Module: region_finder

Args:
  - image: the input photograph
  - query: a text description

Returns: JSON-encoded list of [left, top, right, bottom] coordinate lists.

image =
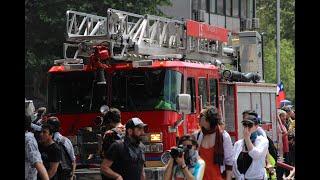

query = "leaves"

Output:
[[25, 0, 171, 100], [258, 0, 295, 102]]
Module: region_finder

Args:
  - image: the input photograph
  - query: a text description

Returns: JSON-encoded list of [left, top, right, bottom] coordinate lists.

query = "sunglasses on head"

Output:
[[242, 122, 253, 128]]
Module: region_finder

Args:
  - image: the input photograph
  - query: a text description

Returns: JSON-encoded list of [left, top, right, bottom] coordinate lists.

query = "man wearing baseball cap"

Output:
[[101, 117, 147, 180]]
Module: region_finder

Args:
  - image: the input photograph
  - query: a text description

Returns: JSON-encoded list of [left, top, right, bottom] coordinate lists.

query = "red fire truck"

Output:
[[46, 9, 279, 179]]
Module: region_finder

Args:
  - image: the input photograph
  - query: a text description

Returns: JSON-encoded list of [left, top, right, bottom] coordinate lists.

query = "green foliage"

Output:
[[257, 0, 295, 102], [264, 39, 295, 101], [25, 0, 171, 100], [25, 0, 171, 69]]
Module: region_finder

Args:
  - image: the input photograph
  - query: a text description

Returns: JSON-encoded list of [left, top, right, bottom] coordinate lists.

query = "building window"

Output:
[[226, 0, 232, 16], [209, 79, 218, 106], [198, 78, 208, 108], [210, 0, 216, 13], [200, 0, 207, 10], [232, 0, 239, 17], [187, 77, 196, 113], [217, 0, 224, 15], [240, 0, 247, 18], [192, 0, 198, 10]]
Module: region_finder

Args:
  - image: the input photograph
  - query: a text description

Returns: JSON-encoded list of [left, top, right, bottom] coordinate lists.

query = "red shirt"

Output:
[[199, 146, 223, 180], [281, 124, 289, 153]]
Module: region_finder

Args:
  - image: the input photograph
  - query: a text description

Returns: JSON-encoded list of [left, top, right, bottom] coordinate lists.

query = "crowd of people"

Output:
[[25, 107, 76, 180], [25, 104, 295, 180], [277, 106, 295, 180]]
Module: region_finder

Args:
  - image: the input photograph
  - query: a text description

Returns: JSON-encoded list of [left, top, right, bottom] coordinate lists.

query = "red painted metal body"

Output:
[[186, 20, 229, 42], [48, 60, 221, 164]]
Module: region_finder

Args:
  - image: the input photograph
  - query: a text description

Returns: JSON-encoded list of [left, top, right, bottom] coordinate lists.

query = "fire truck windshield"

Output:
[[112, 69, 183, 112], [48, 71, 108, 114]]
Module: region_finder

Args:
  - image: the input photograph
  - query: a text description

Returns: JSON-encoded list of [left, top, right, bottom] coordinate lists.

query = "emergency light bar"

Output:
[[132, 60, 153, 68]]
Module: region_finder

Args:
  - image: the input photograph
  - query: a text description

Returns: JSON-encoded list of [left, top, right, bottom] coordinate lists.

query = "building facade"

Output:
[[159, 0, 258, 35]]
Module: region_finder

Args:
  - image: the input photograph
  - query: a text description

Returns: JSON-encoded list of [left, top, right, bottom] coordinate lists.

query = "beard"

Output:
[[129, 134, 142, 146]]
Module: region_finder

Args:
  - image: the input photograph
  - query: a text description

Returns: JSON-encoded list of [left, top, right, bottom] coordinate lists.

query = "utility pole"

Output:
[[276, 0, 281, 84], [261, 32, 265, 80]]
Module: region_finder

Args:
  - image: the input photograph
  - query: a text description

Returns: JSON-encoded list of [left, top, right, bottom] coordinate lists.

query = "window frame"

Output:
[[209, 78, 218, 107], [198, 77, 208, 109], [187, 77, 196, 113], [232, 0, 239, 18], [216, 0, 225, 15]]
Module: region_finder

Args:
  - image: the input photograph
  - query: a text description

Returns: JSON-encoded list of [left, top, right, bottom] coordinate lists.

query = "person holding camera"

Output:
[[232, 115, 269, 180], [164, 135, 205, 180], [193, 106, 233, 180]]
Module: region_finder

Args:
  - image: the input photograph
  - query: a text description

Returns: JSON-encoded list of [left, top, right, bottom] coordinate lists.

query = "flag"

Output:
[[276, 82, 286, 108]]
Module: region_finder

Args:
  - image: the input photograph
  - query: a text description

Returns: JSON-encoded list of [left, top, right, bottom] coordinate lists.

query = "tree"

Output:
[[264, 39, 295, 102], [257, 0, 295, 43], [257, 0, 295, 103], [25, 0, 171, 105]]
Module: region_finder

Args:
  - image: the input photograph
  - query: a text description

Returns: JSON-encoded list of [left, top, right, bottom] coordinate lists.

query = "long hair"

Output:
[[201, 106, 224, 165], [200, 105, 221, 129]]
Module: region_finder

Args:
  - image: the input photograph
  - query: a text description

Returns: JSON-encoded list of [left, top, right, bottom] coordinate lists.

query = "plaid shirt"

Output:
[[25, 132, 42, 180]]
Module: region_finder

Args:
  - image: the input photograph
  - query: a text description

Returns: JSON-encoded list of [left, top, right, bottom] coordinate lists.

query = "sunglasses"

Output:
[[242, 122, 253, 128], [183, 144, 193, 149]]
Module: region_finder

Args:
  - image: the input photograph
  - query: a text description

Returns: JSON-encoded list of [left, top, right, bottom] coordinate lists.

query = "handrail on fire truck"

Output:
[[64, 8, 235, 66]]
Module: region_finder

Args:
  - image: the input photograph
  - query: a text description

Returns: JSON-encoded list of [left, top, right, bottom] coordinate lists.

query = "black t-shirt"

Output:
[[237, 151, 253, 175], [39, 143, 62, 180], [102, 139, 145, 180]]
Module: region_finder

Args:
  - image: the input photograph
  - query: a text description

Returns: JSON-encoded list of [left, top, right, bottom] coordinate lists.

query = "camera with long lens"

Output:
[[170, 145, 185, 159], [170, 144, 194, 165]]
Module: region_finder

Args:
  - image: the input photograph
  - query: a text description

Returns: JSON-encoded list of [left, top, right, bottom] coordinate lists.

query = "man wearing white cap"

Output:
[[101, 117, 148, 180]]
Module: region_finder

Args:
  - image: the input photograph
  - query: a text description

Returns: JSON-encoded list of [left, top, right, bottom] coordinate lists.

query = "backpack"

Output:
[[101, 128, 124, 158], [56, 139, 73, 178], [267, 136, 278, 163]]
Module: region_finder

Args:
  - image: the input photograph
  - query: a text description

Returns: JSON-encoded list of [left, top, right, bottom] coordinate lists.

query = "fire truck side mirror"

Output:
[[100, 105, 109, 115], [177, 94, 191, 115]]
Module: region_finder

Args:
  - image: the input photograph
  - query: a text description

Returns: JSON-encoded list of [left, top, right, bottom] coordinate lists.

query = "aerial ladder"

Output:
[[61, 8, 238, 72]]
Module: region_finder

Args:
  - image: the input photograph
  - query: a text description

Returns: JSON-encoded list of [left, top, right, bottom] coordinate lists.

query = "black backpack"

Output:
[[56, 139, 73, 178], [101, 128, 124, 158]]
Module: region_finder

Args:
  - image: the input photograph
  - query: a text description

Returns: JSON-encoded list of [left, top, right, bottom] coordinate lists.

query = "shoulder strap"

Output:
[[196, 131, 204, 150], [58, 139, 72, 163], [197, 131, 201, 141]]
